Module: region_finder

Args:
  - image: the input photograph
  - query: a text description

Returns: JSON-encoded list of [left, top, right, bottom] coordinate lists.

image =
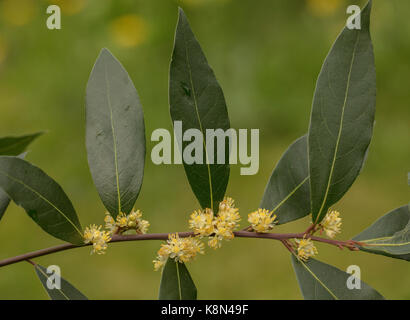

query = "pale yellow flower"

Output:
[[91, 230, 111, 255], [153, 234, 204, 270], [207, 236, 221, 249], [104, 213, 116, 232], [217, 206, 240, 231], [219, 197, 235, 211], [113, 210, 149, 234], [83, 224, 102, 244], [248, 208, 277, 233], [321, 210, 342, 238], [295, 237, 318, 262], [83, 224, 111, 255], [189, 208, 214, 236], [207, 223, 234, 250], [138, 219, 150, 234], [128, 209, 142, 221], [87, 209, 149, 255], [153, 258, 166, 271], [116, 213, 128, 228], [205, 197, 241, 249]]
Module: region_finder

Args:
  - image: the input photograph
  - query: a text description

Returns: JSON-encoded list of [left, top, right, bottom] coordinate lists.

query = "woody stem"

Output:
[[0, 231, 359, 268]]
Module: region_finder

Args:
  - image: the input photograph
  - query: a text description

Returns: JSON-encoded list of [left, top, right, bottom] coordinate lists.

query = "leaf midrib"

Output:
[[293, 254, 339, 300], [314, 32, 361, 223], [175, 261, 182, 300], [104, 62, 122, 215], [364, 241, 410, 247], [0, 167, 82, 237], [273, 176, 309, 213], [182, 28, 214, 210], [35, 265, 70, 300]]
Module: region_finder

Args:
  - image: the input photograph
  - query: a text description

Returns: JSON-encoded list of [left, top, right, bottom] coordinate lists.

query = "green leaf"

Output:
[[0, 132, 43, 156], [0, 153, 28, 222], [0, 188, 10, 222], [291, 255, 384, 300], [170, 8, 230, 211], [0, 152, 26, 220], [0, 133, 43, 221], [159, 258, 197, 300], [0, 156, 83, 244], [0, 152, 26, 222], [353, 205, 410, 261], [86, 48, 145, 218], [260, 135, 310, 225], [34, 264, 88, 300], [308, 0, 375, 224]]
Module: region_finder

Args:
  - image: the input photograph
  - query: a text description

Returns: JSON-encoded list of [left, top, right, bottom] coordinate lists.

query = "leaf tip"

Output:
[[177, 7, 188, 24], [178, 7, 185, 16], [98, 48, 116, 63], [100, 47, 111, 55], [33, 131, 46, 138]]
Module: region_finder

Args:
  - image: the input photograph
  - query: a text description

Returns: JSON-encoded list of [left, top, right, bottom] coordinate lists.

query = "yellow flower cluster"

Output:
[[154, 197, 240, 271], [189, 208, 214, 237], [247, 208, 277, 233], [188, 197, 241, 249], [84, 209, 149, 255], [320, 210, 342, 238], [83, 224, 112, 255], [209, 198, 241, 249], [153, 233, 204, 271], [105, 209, 150, 234], [295, 237, 318, 262]]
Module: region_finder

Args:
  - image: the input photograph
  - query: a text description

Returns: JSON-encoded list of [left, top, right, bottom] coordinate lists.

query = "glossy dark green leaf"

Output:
[[353, 205, 410, 261], [0, 132, 43, 156], [0, 156, 83, 244], [0, 153, 26, 222], [308, 0, 375, 223], [0, 188, 10, 221], [159, 258, 197, 300], [0, 133, 43, 221], [291, 255, 384, 300], [86, 48, 145, 218], [170, 8, 230, 211], [34, 264, 88, 300], [260, 135, 310, 225]]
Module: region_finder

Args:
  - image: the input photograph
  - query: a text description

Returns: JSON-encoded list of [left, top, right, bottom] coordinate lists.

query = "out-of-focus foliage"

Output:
[[0, 0, 409, 299], [34, 263, 88, 300]]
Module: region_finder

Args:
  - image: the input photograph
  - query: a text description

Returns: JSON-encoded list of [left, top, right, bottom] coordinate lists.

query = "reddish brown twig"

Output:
[[0, 231, 361, 268]]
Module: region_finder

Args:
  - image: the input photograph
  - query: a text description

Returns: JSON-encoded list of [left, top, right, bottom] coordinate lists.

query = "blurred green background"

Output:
[[0, 0, 409, 299]]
